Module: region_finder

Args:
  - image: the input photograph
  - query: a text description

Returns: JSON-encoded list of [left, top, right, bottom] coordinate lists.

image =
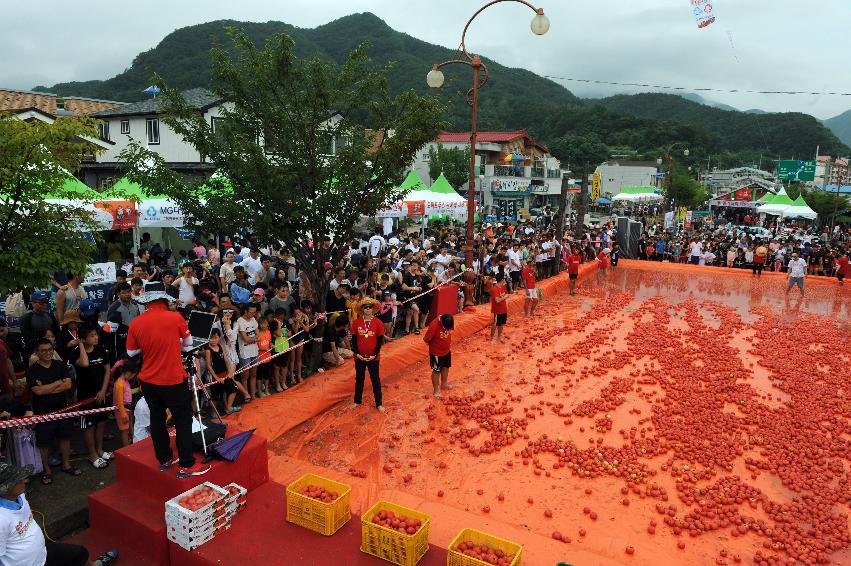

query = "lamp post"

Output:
[[427, 0, 549, 268], [659, 143, 689, 212]]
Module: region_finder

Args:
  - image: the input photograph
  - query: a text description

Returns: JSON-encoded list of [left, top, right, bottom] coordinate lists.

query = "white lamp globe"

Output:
[[530, 13, 550, 35], [426, 69, 445, 88], [683, 149, 690, 157], [656, 158, 663, 166]]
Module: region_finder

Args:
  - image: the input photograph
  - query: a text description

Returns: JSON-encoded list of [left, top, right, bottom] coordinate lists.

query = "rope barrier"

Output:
[[0, 406, 117, 429]]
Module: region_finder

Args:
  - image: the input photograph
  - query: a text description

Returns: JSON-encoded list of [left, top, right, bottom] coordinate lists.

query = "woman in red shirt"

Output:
[[521, 260, 539, 317], [489, 274, 509, 344], [423, 314, 453, 397]]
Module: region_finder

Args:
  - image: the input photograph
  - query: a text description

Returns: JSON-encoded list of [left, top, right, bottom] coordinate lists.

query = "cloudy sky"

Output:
[[2, 0, 850, 119]]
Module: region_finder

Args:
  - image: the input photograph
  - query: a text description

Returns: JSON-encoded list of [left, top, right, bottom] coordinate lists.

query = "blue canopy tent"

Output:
[[595, 197, 612, 205]]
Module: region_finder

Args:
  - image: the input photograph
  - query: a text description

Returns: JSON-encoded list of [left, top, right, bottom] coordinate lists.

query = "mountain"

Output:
[[34, 13, 849, 162], [597, 93, 847, 159], [824, 109, 851, 148], [680, 93, 740, 112]]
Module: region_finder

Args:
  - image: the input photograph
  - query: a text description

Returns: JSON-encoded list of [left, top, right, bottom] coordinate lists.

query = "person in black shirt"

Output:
[[321, 315, 352, 367], [71, 326, 112, 469], [102, 311, 128, 364], [401, 262, 423, 335], [26, 338, 77, 483]]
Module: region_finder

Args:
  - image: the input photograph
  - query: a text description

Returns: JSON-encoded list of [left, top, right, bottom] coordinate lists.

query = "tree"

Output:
[[0, 115, 105, 295], [427, 144, 470, 190], [547, 133, 609, 170], [120, 29, 446, 354], [667, 165, 706, 208]]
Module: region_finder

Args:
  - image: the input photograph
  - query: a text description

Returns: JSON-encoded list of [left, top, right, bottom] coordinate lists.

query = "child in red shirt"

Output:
[[489, 274, 509, 344], [836, 251, 849, 285], [423, 314, 454, 397], [521, 260, 539, 317], [567, 249, 582, 296], [255, 318, 272, 397], [596, 248, 610, 273]]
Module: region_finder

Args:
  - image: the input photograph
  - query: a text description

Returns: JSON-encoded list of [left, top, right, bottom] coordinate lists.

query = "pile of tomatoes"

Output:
[[454, 541, 515, 565], [177, 486, 222, 512], [370, 510, 422, 535], [299, 484, 339, 504]]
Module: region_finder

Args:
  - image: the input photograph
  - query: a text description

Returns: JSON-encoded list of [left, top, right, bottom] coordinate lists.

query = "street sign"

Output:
[[777, 160, 816, 182]]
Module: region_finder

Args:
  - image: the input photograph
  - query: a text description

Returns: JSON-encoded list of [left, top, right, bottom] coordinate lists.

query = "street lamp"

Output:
[[661, 143, 690, 212], [427, 0, 549, 269]]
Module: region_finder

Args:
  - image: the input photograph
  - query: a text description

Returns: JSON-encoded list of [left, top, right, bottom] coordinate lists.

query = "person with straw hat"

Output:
[[350, 301, 386, 413], [0, 462, 119, 565]]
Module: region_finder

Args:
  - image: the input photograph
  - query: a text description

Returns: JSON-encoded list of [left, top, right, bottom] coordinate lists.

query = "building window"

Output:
[[422, 152, 430, 162], [97, 121, 110, 141], [120, 120, 130, 134], [146, 118, 160, 145]]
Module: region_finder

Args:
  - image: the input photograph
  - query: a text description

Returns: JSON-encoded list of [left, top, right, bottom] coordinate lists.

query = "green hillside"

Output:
[[35, 13, 849, 165], [824, 109, 851, 148]]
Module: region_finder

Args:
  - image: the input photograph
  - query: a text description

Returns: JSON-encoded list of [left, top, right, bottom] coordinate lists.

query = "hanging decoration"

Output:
[[691, 0, 716, 29]]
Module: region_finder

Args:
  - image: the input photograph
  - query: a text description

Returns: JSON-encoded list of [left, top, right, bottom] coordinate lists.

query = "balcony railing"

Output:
[[546, 169, 562, 178], [493, 164, 524, 177], [531, 167, 545, 178]]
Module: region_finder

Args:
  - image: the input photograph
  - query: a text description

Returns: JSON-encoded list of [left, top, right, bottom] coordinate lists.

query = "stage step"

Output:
[[67, 528, 166, 566], [88, 483, 169, 566]]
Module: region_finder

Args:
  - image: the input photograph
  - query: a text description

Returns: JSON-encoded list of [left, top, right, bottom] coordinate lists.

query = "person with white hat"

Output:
[[126, 283, 210, 479]]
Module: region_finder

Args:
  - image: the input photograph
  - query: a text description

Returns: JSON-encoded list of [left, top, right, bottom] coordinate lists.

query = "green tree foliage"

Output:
[[666, 164, 706, 208], [0, 116, 104, 295], [427, 143, 470, 190], [547, 133, 610, 169], [120, 29, 446, 312]]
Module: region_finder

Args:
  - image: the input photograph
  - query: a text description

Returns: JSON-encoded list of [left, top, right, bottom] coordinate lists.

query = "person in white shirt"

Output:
[[689, 239, 703, 264], [173, 263, 199, 306], [405, 237, 421, 254], [786, 252, 808, 296], [702, 249, 715, 266], [367, 229, 386, 258], [0, 462, 118, 566], [430, 246, 453, 277], [506, 243, 522, 292], [238, 248, 263, 285], [133, 396, 151, 442]]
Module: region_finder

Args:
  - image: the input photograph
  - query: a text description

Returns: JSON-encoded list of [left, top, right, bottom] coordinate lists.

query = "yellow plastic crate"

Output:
[[361, 500, 431, 566], [447, 528, 522, 566], [285, 473, 351, 536]]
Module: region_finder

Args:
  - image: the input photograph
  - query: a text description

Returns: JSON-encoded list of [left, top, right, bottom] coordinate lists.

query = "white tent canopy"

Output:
[[612, 186, 662, 203], [782, 195, 818, 220]]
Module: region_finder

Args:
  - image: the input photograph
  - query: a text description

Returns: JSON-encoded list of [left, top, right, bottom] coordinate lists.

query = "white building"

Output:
[[594, 161, 660, 196], [86, 88, 226, 188], [411, 130, 565, 221]]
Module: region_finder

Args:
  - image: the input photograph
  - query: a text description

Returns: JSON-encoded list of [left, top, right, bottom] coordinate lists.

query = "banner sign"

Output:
[[684, 210, 693, 229], [591, 172, 601, 201], [709, 199, 757, 208], [83, 282, 113, 313], [407, 201, 425, 216], [777, 160, 816, 182], [488, 178, 531, 193], [138, 199, 185, 228], [691, 0, 716, 29], [376, 201, 405, 218], [664, 211, 674, 229], [94, 200, 137, 230], [84, 262, 117, 284]]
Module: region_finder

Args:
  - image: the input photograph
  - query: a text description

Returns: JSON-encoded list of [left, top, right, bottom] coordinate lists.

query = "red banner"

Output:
[[406, 201, 425, 216], [95, 200, 137, 230]]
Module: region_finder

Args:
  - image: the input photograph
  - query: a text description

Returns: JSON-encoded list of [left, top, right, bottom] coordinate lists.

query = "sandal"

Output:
[[413, 328, 421, 335], [243, 397, 252, 404], [89, 457, 108, 469], [41, 473, 53, 485], [61, 466, 82, 476]]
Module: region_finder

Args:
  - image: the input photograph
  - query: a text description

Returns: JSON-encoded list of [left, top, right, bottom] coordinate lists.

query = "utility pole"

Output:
[[554, 171, 570, 242], [575, 162, 589, 240]]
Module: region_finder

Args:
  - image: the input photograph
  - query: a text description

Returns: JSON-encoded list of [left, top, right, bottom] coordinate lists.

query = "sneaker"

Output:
[[349, 402, 361, 409], [225, 406, 243, 415], [376, 405, 387, 414], [95, 549, 119, 566], [159, 457, 179, 472], [176, 462, 211, 479]]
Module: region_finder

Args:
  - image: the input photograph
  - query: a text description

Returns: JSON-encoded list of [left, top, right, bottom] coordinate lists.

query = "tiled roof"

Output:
[[605, 160, 659, 168], [63, 98, 124, 116], [91, 88, 222, 117], [438, 129, 529, 144], [0, 88, 57, 115]]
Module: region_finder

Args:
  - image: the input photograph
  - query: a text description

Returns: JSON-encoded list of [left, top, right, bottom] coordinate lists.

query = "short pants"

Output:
[[35, 419, 75, 447], [429, 353, 452, 372], [526, 288, 537, 299], [569, 273, 578, 280], [238, 356, 258, 370], [493, 313, 507, 327], [788, 276, 804, 289]]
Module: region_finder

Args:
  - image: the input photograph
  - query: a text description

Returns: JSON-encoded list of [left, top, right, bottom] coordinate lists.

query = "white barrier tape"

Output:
[[0, 406, 117, 429]]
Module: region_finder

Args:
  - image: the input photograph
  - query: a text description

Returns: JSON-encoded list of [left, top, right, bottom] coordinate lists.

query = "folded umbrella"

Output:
[[212, 429, 255, 462]]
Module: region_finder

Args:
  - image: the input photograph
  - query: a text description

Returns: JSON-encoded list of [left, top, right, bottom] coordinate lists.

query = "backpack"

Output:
[[4, 292, 25, 319]]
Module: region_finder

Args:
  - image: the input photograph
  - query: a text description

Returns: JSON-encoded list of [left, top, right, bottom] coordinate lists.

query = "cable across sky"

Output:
[[542, 75, 851, 97]]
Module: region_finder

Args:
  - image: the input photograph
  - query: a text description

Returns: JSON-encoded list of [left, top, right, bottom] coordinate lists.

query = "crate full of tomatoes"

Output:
[[361, 500, 430, 566], [165, 483, 232, 551], [223, 483, 248, 516], [447, 528, 521, 566], [286, 473, 352, 536]]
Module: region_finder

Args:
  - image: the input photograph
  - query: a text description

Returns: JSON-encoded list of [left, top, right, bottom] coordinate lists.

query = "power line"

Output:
[[542, 75, 851, 97]]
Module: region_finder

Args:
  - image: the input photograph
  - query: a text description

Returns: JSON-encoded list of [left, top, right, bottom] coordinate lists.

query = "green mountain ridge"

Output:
[[824, 109, 851, 148], [34, 13, 849, 165]]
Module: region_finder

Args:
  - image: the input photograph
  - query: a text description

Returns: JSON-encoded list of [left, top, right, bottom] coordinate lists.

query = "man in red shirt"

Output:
[[567, 248, 583, 296], [350, 302, 386, 413], [423, 314, 453, 397], [836, 249, 849, 285], [489, 274, 508, 344], [521, 260, 539, 317], [127, 283, 210, 478]]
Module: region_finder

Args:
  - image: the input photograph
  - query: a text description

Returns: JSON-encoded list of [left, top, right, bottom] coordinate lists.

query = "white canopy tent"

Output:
[[782, 195, 818, 220]]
